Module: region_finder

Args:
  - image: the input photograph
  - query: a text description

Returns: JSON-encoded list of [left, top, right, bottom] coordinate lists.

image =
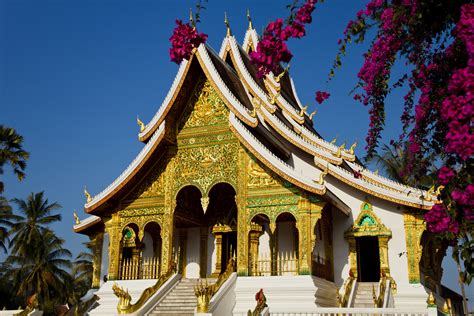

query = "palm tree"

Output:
[[372, 141, 434, 189], [9, 230, 72, 306], [10, 192, 61, 257], [74, 242, 94, 285], [0, 125, 29, 193], [0, 196, 20, 253]]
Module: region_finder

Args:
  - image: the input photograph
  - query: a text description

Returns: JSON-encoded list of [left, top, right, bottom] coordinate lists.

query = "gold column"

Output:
[[403, 210, 425, 283], [297, 198, 324, 275], [200, 227, 208, 278], [348, 238, 358, 279], [91, 231, 104, 288], [248, 223, 263, 276], [105, 214, 121, 280], [211, 233, 223, 277], [379, 236, 391, 277]]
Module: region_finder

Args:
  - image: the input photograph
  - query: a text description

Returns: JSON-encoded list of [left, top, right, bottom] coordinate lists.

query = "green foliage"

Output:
[[0, 125, 29, 193]]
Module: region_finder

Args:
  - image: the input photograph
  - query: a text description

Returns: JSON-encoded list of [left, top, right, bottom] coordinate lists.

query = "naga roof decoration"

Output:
[[80, 22, 435, 226]]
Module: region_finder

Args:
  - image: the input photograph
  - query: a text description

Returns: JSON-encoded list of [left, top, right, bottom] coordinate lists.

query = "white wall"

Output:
[[312, 220, 325, 261], [185, 227, 201, 278], [327, 176, 410, 286], [258, 223, 271, 258], [207, 229, 216, 276], [100, 232, 109, 286]]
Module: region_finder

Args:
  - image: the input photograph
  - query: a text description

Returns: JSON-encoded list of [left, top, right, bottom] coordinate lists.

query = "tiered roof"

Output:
[[74, 22, 435, 233]]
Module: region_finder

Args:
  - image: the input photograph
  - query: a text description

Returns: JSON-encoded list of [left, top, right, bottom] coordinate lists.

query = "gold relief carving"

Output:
[[248, 159, 279, 188], [173, 142, 239, 194], [237, 147, 249, 276], [129, 164, 166, 199], [180, 79, 229, 129], [105, 214, 121, 280], [403, 210, 426, 283]]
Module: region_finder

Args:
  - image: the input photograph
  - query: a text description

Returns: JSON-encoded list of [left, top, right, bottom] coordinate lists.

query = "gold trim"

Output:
[[139, 54, 195, 142], [313, 159, 432, 210], [229, 123, 326, 196], [195, 50, 258, 129], [113, 261, 177, 314]]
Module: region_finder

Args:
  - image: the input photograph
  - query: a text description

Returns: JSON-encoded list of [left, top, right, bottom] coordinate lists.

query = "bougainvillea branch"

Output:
[[169, 19, 208, 64]]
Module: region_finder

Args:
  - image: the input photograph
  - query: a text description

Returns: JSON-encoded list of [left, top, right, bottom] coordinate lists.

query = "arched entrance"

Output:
[[248, 212, 299, 276], [172, 183, 237, 279], [119, 224, 141, 280], [275, 212, 298, 275], [344, 201, 392, 282], [142, 222, 162, 279]]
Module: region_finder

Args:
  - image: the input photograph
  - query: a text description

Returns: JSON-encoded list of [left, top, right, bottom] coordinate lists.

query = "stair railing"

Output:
[[336, 275, 356, 307], [112, 260, 177, 314], [195, 257, 236, 313]]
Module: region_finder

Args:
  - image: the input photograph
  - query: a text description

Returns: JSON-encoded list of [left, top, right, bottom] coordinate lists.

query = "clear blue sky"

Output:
[[1, 0, 471, 306]]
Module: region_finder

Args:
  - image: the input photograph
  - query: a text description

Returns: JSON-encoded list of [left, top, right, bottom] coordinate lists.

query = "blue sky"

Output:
[[1, 0, 471, 306]]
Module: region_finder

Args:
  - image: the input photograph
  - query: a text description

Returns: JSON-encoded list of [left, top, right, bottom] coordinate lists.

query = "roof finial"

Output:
[[299, 104, 308, 117], [224, 12, 232, 37], [349, 141, 357, 155], [84, 186, 92, 203], [189, 8, 196, 29], [247, 9, 253, 30], [309, 110, 317, 121], [73, 210, 80, 225], [137, 115, 145, 133]]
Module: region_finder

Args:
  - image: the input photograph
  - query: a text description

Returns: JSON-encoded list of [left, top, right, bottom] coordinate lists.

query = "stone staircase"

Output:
[[148, 278, 199, 315], [352, 282, 378, 308], [233, 275, 338, 315]]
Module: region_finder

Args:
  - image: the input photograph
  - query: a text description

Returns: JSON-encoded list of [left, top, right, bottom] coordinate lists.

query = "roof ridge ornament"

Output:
[[309, 110, 317, 121], [335, 142, 345, 158], [314, 164, 329, 185], [349, 141, 357, 155], [190, 8, 196, 29], [73, 210, 80, 225], [274, 64, 290, 83], [137, 115, 145, 133], [84, 186, 92, 203], [224, 12, 232, 37], [330, 136, 338, 145], [299, 104, 308, 117], [247, 9, 253, 30]]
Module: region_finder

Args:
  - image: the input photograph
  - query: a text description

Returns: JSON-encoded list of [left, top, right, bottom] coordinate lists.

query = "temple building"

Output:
[[74, 18, 463, 316]]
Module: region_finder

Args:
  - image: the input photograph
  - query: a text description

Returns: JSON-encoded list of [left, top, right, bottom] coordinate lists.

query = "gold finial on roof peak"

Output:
[[137, 115, 145, 133], [84, 186, 92, 203], [247, 9, 253, 30], [224, 12, 232, 37], [73, 210, 80, 225], [189, 8, 196, 29]]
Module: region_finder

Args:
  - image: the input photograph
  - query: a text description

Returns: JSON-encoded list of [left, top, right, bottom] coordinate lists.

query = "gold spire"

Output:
[[349, 141, 357, 155], [309, 110, 317, 121], [84, 186, 92, 203], [224, 12, 232, 37], [189, 8, 196, 29], [73, 210, 80, 225], [247, 9, 253, 30], [299, 104, 308, 117], [136, 115, 145, 133]]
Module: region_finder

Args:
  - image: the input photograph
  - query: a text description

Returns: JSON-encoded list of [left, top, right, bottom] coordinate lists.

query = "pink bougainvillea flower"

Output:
[[437, 166, 456, 185], [169, 20, 208, 64], [315, 91, 330, 104]]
